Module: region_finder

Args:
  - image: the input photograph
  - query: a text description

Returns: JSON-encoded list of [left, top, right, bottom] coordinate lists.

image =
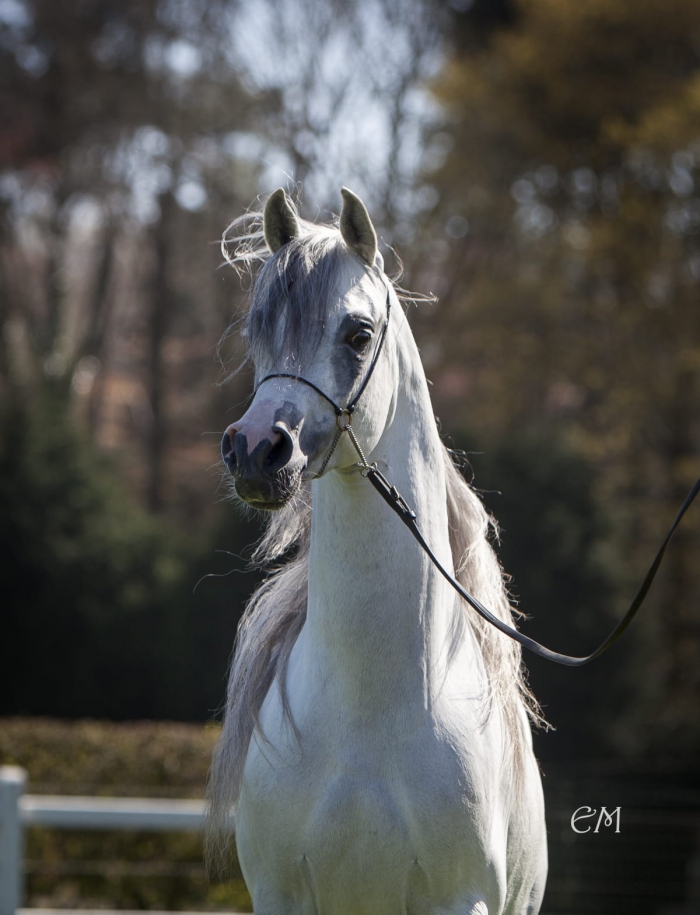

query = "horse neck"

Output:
[[305, 319, 464, 714]]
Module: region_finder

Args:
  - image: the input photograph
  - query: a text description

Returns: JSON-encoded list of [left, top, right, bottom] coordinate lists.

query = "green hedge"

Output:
[[0, 718, 251, 911]]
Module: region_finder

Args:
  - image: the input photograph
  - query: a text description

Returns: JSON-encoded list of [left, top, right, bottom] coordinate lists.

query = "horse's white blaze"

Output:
[[212, 193, 547, 914]]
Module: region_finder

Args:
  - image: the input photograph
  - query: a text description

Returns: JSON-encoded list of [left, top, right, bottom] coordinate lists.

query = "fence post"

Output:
[[0, 766, 26, 915]]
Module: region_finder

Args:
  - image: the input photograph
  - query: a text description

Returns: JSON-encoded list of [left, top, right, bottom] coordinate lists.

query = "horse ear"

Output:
[[340, 187, 378, 266], [263, 188, 301, 253]]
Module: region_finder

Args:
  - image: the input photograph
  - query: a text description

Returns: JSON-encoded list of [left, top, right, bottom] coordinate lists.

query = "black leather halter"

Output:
[[254, 287, 392, 420], [248, 280, 700, 667], [253, 285, 392, 476]]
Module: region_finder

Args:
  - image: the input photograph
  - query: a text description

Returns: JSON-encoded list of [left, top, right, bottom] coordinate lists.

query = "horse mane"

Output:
[[206, 200, 544, 874]]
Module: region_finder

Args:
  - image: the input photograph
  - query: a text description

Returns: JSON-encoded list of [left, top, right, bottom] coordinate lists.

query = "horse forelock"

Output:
[[220, 206, 369, 377], [247, 231, 356, 369]]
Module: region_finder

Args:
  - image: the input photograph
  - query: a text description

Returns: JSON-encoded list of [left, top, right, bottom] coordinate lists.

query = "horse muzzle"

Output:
[[221, 417, 305, 509]]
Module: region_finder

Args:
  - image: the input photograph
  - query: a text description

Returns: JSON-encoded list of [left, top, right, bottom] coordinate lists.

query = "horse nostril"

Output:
[[221, 421, 295, 478], [221, 428, 236, 470], [265, 425, 294, 473]]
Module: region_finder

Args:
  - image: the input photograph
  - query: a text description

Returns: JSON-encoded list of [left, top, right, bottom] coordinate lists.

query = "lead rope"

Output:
[[338, 411, 700, 667], [249, 276, 700, 666]]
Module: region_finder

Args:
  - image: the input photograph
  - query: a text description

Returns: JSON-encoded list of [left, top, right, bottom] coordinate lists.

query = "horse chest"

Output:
[[236, 683, 502, 913]]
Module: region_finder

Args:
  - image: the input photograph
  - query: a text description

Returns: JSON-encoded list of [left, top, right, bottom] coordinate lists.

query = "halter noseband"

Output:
[[253, 284, 392, 476]]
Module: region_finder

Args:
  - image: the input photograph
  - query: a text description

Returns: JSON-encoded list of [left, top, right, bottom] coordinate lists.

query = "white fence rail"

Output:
[[0, 766, 211, 915]]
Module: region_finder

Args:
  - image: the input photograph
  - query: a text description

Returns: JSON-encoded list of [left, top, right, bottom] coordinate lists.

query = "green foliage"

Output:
[[0, 718, 216, 794], [419, 0, 700, 757], [0, 385, 261, 722], [0, 718, 251, 911], [0, 386, 183, 718]]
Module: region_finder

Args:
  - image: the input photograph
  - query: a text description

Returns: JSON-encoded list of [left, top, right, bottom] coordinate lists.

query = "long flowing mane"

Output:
[[206, 201, 544, 871]]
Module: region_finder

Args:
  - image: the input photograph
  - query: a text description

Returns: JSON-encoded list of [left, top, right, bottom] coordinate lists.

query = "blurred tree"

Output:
[[0, 0, 265, 518], [416, 0, 700, 756], [0, 386, 180, 718], [224, 0, 447, 244], [0, 385, 263, 720], [0, 0, 446, 519], [0, 0, 451, 720]]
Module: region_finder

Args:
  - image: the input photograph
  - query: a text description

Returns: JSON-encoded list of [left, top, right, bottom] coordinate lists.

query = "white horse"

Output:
[[208, 187, 548, 915]]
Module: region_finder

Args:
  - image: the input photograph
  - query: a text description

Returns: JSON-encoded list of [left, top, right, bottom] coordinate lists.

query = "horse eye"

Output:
[[347, 328, 372, 351]]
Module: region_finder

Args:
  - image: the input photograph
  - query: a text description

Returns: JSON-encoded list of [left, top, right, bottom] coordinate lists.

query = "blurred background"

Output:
[[1, 0, 699, 911]]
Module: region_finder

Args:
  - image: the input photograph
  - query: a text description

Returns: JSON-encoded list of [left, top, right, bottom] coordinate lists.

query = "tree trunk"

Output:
[[146, 193, 174, 513]]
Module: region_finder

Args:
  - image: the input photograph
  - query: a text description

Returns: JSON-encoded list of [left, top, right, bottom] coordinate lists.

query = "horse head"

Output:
[[222, 187, 394, 509]]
